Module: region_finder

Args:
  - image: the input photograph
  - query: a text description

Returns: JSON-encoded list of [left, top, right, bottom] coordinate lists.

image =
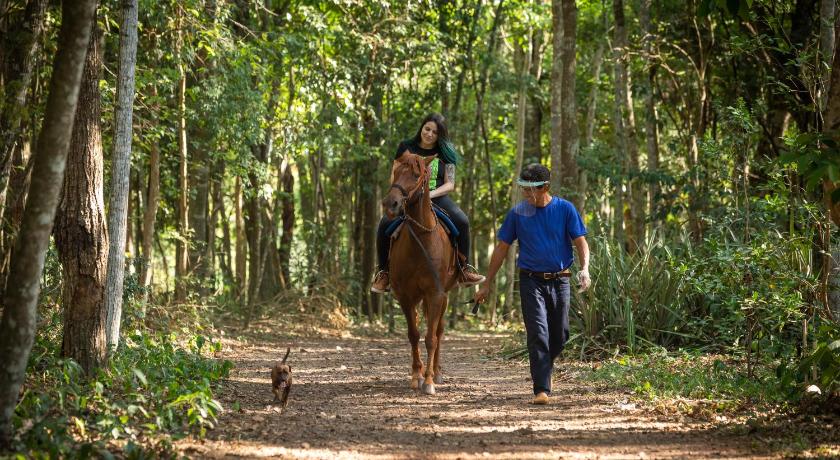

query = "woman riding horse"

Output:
[[371, 113, 485, 293]]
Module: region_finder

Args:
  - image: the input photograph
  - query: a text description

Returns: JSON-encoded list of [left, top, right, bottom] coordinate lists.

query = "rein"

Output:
[[389, 157, 444, 294]]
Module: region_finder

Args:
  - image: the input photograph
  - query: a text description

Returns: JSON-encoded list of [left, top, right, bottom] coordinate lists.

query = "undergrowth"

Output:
[[6, 305, 232, 458]]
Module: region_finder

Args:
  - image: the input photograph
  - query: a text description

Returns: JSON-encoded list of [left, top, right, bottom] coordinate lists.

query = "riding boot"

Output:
[[371, 270, 390, 293], [457, 252, 485, 287]]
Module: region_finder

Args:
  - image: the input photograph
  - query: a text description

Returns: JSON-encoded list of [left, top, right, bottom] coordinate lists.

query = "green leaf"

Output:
[[132, 368, 148, 386]]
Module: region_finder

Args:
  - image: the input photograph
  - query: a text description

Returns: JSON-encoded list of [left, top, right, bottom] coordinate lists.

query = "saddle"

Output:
[[385, 205, 458, 246]]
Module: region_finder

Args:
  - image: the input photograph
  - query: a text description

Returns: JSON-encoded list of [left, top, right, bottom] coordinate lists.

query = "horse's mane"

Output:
[[398, 152, 425, 178]]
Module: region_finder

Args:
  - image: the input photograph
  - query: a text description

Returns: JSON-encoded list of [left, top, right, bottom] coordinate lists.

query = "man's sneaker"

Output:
[[370, 271, 390, 293], [458, 264, 486, 287], [531, 392, 549, 405]]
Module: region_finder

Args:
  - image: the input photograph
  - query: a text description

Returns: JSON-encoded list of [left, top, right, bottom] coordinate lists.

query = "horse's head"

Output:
[[382, 153, 436, 219]]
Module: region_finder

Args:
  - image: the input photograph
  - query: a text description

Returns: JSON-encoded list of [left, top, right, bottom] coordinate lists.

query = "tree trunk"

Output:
[[612, 0, 641, 252], [189, 146, 209, 294], [820, 16, 840, 318], [235, 175, 247, 296], [640, 0, 660, 224], [821, 0, 836, 108], [0, 1, 97, 444], [55, 26, 108, 374], [0, 138, 33, 295], [503, 33, 533, 315], [524, 29, 544, 164], [580, 42, 605, 213], [279, 161, 294, 287], [104, 0, 138, 349], [560, 0, 579, 206], [175, 5, 189, 302], [0, 0, 48, 227], [140, 138, 160, 292]]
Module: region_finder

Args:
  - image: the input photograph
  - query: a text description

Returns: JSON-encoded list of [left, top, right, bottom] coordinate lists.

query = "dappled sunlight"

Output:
[[177, 332, 779, 459]]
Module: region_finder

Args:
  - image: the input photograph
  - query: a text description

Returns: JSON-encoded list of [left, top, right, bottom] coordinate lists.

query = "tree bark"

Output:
[[55, 27, 109, 374], [175, 5, 189, 302], [640, 0, 660, 223], [0, 0, 48, 227], [821, 0, 836, 108], [820, 16, 840, 318], [503, 33, 532, 315], [580, 41, 605, 214], [612, 0, 642, 252], [0, 1, 97, 443], [140, 138, 160, 292], [235, 175, 247, 297], [279, 161, 294, 287], [104, 0, 138, 349], [524, 29, 544, 164], [560, 0, 579, 206]]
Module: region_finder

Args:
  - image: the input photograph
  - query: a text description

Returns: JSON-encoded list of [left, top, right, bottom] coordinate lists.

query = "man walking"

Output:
[[474, 164, 591, 405]]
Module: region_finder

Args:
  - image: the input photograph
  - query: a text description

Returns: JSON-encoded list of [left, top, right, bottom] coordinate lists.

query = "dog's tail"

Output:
[[282, 346, 291, 363]]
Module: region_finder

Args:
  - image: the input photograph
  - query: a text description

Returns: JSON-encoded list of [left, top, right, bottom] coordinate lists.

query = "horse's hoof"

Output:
[[411, 377, 421, 390], [422, 383, 436, 395], [433, 375, 444, 385]]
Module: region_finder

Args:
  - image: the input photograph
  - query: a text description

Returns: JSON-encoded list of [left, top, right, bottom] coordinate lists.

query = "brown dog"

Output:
[[271, 347, 292, 409]]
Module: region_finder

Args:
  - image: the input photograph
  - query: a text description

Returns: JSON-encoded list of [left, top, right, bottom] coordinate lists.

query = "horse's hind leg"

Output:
[[433, 296, 448, 385], [400, 300, 423, 390]]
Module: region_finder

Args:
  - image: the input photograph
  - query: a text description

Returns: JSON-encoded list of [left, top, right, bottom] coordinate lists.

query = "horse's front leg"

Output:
[[400, 300, 423, 390], [422, 294, 446, 395]]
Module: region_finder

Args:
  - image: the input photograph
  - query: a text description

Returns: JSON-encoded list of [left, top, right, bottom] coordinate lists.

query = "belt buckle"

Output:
[[543, 272, 552, 280]]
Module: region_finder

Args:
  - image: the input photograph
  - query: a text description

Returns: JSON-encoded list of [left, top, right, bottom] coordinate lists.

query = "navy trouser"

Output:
[[377, 195, 470, 271], [520, 274, 570, 395]]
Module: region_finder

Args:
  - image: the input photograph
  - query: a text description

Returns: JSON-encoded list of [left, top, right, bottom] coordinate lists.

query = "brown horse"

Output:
[[382, 153, 458, 395]]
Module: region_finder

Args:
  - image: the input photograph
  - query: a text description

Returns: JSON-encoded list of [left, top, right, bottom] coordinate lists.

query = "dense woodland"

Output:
[[0, 0, 839, 455]]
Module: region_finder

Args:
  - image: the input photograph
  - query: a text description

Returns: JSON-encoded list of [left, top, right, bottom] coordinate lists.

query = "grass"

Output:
[[584, 349, 788, 414]]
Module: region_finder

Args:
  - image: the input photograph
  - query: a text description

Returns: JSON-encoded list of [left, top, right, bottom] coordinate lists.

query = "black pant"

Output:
[[377, 195, 470, 271], [520, 275, 570, 395]]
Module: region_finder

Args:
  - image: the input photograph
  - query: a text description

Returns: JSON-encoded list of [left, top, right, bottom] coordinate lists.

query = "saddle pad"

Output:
[[385, 210, 459, 240]]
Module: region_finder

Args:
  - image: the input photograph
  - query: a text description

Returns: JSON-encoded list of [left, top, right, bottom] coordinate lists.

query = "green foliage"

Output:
[[10, 327, 232, 457], [573, 234, 689, 353], [780, 321, 840, 397], [588, 349, 787, 411], [780, 131, 840, 202]]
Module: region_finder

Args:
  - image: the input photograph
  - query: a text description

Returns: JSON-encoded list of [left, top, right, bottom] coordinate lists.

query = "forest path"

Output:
[[177, 323, 775, 459]]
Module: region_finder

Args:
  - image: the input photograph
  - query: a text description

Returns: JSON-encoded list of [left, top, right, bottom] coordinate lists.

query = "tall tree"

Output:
[[0, 0, 98, 444], [612, 0, 642, 252], [0, 0, 48, 296], [104, 0, 139, 349], [55, 27, 109, 373], [639, 0, 660, 222], [550, 0, 579, 200], [175, 4, 189, 302]]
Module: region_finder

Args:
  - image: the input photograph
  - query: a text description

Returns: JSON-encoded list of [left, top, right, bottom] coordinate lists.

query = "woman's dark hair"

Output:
[[407, 113, 461, 165]]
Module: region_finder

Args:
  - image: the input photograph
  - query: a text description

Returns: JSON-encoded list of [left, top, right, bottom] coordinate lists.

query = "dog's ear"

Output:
[[288, 365, 291, 372]]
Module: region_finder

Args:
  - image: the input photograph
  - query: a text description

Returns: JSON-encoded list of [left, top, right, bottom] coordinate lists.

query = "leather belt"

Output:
[[520, 268, 571, 280]]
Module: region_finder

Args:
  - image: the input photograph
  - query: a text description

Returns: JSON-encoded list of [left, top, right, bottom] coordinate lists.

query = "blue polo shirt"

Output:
[[497, 197, 587, 272]]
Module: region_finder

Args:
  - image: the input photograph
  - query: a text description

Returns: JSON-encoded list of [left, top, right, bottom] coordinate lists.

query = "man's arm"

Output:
[[573, 236, 591, 291], [473, 241, 511, 303]]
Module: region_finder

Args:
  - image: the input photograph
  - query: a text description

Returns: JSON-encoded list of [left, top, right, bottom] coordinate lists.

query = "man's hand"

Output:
[[576, 269, 591, 293], [474, 282, 491, 304]]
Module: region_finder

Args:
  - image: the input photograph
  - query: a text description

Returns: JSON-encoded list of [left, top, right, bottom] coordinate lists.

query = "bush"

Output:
[[9, 327, 232, 457]]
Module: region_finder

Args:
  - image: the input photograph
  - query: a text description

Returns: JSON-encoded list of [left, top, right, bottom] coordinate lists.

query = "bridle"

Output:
[[389, 160, 428, 211], [387, 156, 445, 293]]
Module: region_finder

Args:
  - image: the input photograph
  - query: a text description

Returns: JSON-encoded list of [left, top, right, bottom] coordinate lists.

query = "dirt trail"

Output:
[[178, 325, 776, 459]]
